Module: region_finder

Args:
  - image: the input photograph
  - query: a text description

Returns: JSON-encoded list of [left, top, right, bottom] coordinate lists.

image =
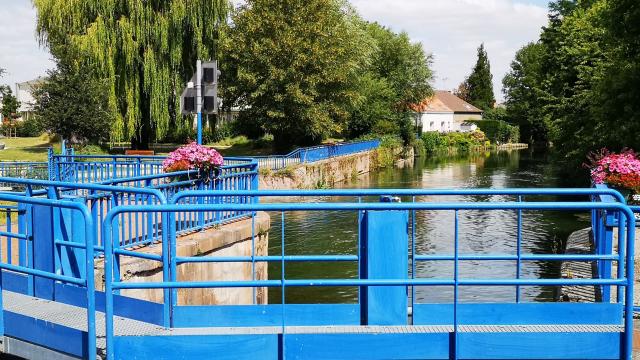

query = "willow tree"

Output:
[[33, 0, 228, 148]]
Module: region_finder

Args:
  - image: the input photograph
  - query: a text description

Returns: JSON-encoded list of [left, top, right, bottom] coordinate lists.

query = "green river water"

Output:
[[266, 149, 590, 304]]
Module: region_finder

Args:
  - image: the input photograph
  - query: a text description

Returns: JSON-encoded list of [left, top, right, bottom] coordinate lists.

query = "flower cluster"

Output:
[[587, 149, 640, 192], [162, 142, 224, 173]]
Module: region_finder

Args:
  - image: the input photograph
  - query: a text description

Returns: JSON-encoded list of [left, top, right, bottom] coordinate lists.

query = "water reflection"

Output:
[[267, 149, 589, 304]]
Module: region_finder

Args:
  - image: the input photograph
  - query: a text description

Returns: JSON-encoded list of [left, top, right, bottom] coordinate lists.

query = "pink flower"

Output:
[[163, 142, 224, 173]]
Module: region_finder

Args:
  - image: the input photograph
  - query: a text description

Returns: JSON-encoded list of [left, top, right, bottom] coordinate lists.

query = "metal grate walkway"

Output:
[[0, 290, 625, 359]]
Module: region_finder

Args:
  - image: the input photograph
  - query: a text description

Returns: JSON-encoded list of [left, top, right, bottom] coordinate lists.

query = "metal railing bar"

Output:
[[175, 255, 358, 263], [111, 278, 627, 290], [415, 254, 620, 261]]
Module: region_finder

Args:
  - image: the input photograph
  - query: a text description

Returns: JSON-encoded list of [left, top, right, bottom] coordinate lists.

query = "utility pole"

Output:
[[196, 60, 203, 144], [181, 60, 221, 145]]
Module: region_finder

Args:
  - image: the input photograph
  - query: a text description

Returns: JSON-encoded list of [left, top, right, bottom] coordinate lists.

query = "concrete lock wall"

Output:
[[94, 211, 270, 305]]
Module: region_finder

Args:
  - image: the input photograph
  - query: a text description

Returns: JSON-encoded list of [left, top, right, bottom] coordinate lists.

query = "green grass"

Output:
[[209, 136, 276, 156], [0, 136, 60, 162]]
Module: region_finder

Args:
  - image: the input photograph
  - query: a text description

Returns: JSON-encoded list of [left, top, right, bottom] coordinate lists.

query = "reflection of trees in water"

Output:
[[267, 149, 588, 304]]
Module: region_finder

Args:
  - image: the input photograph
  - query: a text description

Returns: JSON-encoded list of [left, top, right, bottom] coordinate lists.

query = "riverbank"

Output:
[[259, 144, 413, 190]]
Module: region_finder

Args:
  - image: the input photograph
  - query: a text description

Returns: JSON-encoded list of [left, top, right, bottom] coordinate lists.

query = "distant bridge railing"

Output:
[[0, 161, 48, 188], [99, 192, 635, 360], [253, 139, 380, 171], [0, 154, 258, 253]]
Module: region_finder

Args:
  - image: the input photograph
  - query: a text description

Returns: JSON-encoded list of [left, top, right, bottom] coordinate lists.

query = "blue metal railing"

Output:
[[253, 139, 381, 171], [0, 193, 96, 357], [100, 189, 635, 360], [42, 152, 260, 249], [0, 162, 48, 188]]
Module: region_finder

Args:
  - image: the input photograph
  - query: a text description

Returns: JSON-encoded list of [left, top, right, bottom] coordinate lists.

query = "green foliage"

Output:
[[501, 0, 640, 173], [33, 59, 114, 145], [15, 118, 44, 137], [421, 132, 447, 153], [459, 44, 495, 111], [34, 0, 228, 148], [468, 119, 519, 144], [203, 123, 236, 144], [420, 131, 488, 153], [347, 73, 396, 138], [221, 0, 372, 151], [347, 23, 433, 140], [502, 42, 549, 144], [0, 86, 20, 120]]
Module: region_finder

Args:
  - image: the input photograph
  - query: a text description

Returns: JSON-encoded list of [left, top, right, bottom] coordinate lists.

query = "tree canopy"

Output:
[[347, 23, 433, 140], [502, 42, 548, 144], [459, 44, 495, 111], [502, 0, 640, 176], [221, 0, 373, 150], [33, 57, 113, 145], [34, 0, 228, 148], [222, 1, 433, 149], [0, 86, 20, 121]]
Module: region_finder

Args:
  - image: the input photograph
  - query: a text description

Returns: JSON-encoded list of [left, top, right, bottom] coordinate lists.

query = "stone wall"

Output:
[[260, 146, 413, 190], [94, 211, 270, 305]]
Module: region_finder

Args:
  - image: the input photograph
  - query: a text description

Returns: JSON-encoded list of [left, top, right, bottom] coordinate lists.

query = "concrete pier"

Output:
[[93, 212, 270, 305]]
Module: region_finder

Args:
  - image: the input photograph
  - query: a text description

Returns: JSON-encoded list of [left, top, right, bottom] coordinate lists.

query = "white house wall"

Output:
[[420, 112, 455, 133]]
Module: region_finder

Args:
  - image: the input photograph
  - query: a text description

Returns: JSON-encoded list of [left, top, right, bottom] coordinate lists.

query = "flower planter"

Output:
[[162, 142, 224, 184]]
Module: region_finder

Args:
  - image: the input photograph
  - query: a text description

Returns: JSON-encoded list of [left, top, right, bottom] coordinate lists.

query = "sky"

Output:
[[0, 0, 550, 102]]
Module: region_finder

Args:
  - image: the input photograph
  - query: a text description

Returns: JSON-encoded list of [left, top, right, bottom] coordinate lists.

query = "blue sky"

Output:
[[0, 0, 550, 101]]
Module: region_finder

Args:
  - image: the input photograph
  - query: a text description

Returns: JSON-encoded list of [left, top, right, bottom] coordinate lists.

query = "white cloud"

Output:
[[0, 0, 54, 89], [0, 0, 546, 102], [350, 0, 548, 101]]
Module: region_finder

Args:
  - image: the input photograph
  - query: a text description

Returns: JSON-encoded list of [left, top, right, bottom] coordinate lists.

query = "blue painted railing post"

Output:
[[31, 203, 55, 300], [359, 196, 408, 325], [251, 161, 260, 204], [47, 147, 55, 181], [600, 211, 615, 302]]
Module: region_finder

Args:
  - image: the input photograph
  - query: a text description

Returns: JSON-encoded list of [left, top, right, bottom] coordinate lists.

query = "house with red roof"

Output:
[[412, 90, 483, 133]]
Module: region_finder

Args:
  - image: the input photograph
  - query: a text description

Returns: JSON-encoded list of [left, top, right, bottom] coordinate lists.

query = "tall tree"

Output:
[[347, 22, 433, 139], [33, 57, 114, 145], [595, 0, 640, 153], [460, 44, 495, 111], [221, 0, 372, 151], [0, 86, 20, 122], [34, 0, 228, 149], [502, 42, 549, 144]]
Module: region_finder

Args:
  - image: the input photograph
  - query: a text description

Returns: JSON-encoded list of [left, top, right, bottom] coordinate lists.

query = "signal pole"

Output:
[[181, 60, 220, 145], [196, 60, 203, 144]]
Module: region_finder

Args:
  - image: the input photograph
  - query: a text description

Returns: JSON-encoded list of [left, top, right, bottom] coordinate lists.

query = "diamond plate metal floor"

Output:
[[1, 290, 626, 357]]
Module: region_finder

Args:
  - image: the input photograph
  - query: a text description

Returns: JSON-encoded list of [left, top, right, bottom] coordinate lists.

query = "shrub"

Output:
[[468, 120, 519, 144], [421, 132, 446, 153]]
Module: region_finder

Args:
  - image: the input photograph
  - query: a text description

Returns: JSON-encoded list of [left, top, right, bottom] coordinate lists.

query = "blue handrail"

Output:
[[0, 192, 96, 357], [101, 198, 636, 360], [252, 139, 381, 170]]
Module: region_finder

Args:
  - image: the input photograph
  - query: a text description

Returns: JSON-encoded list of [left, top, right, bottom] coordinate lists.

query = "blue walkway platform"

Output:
[[0, 179, 635, 359], [1, 289, 626, 360]]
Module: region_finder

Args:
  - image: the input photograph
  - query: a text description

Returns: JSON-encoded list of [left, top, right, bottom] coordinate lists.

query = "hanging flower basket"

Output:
[[162, 142, 224, 184], [586, 148, 640, 204]]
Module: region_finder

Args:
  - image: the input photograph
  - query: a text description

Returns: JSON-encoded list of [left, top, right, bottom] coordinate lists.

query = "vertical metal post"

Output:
[[516, 195, 522, 302], [196, 60, 203, 145], [83, 209, 96, 360], [624, 211, 635, 360], [281, 211, 286, 357], [161, 211, 172, 327], [104, 217, 114, 360], [411, 196, 416, 324], [453, 210, 459, 360]]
